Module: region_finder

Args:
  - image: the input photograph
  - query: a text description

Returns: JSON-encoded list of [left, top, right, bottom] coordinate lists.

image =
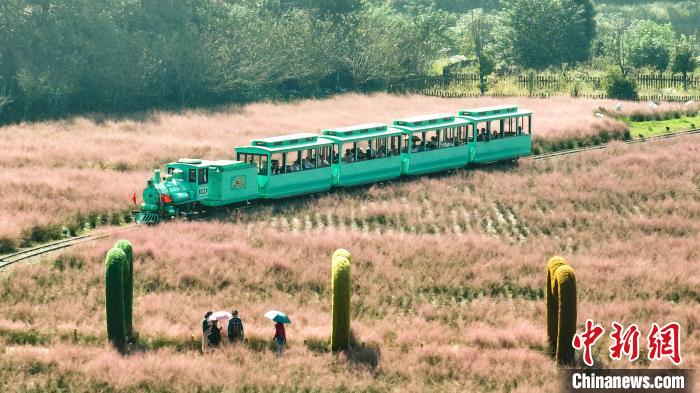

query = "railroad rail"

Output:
[[0, 224, 137, 270], [533, 128, 700, 160], [1, 127, 698, 269]]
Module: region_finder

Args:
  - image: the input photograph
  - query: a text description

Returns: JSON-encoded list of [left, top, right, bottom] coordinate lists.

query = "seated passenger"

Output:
[[345, 150, 355, 163], [320, 155, 330, 166], [442, 138, 453, 147], [292, 161, 301, 172], [478, 128, 487, 141], [492, 130, 499, 139], [302, 158, 313, 170], [271, 160, 280, 174], [376, 149, 386, 158]]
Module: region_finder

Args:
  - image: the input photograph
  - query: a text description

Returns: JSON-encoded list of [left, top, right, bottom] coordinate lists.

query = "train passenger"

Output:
[[345, 149, 355, 163], [478, 128, 487, 141], [271, 160, 280, 174], [442, 138, 453, 147], [319, 155, 330, 166], [292, 160, 301, 172], [302, 158, 314, 170], [429, 136, 438, 149]]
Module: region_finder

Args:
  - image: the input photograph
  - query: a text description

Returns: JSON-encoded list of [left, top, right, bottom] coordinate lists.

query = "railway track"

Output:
[[0, 224, 138, 270], [533, 127, 700, 160], [1, 127, 698, 269]]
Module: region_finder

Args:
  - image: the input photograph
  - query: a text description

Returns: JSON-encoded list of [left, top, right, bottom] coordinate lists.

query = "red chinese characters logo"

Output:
[[647, 322, 682, 365], [572, 319, 605, 367], [572, 321, 682, 366], [609, 322, 640, 361]]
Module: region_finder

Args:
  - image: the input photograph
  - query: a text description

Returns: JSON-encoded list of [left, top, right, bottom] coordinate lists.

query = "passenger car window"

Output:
[[189, 169, 196, 182]]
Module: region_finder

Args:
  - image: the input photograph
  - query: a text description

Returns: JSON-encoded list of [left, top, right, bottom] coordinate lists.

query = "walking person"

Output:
[[201, 311, 213, 354], [208, 320, 221, 348], [274, 322, 286, 354], [227, 309, 244, 343]]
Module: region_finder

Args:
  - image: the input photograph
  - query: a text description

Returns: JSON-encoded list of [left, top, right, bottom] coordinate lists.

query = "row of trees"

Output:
[[0, 0, 697, 123], [0, 1, 451, 123]]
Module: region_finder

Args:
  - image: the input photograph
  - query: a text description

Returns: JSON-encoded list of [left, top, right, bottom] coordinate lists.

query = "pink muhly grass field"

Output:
[[1, 93, 694, 248], [0, 136, 698, 392]]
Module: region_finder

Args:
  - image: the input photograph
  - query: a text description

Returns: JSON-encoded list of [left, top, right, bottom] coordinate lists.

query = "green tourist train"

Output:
[[135, 105, 532, 223]]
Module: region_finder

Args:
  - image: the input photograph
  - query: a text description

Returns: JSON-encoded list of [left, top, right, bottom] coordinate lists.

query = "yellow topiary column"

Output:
[[105, 247, 127, 351], [114, 239, 133, 339], [545, 256, 577, 365], [546, 256, 568, 357], [553, 265, 577, 365], [331, 249, 351, 352]]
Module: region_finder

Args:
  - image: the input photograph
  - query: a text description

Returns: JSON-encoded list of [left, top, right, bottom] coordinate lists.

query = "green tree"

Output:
[[498, 0, 596, 69], [603, 67, 638, 100], [671, 34, 697, 90], [570, 0, 596, 62], [595, 13, 631, 76], [627, 20, 674, 74], [459, 9, 495, 93], [497, 0, 595, 69]]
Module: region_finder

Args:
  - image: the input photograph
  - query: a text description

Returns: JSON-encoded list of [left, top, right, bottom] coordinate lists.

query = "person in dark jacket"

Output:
[[201, 311, 213, 354], [227, 309, 244, 343], [274, 322, 286, 354], [208, 320, 221, 348]]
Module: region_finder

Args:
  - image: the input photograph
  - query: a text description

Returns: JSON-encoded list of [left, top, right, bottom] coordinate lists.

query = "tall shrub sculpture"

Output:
[[115, 239, 134, 338], [331, 248, 352, 352], [104, 239, 134, 351], [546, 256, 577, 365]]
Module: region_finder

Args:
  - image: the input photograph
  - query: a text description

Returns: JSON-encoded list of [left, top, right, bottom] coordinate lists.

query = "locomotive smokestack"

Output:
[[154, 169, 161, 184]]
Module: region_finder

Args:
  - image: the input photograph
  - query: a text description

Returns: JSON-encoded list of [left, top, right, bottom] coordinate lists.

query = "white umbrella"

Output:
[[208, 311, 233, 321]]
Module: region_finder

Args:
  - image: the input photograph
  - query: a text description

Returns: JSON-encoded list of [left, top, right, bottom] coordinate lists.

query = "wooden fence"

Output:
[[391, 73, 700, 101], [417, 89, 700, 102]]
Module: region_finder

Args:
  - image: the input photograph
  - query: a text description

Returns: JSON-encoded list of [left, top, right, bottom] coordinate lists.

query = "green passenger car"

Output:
[[235, 133, 335, 199], [457, 105, 533, 163], [391, 114, 472, 175], [322, 123, 404, 186]]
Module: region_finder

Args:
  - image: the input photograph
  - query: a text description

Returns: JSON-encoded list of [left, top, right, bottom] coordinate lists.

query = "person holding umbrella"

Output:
[[206, 311, 232, 349], [274, 322, 286, 353], [264, 310, 291, 354]]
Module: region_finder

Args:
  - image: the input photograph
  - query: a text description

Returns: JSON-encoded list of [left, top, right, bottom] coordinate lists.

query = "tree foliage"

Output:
[[0, 1, 450, 124], [626, 20, 674, 73], [603, 67, 638, 100], [671, 34, 697, 83], [497, 0, 596, 70]]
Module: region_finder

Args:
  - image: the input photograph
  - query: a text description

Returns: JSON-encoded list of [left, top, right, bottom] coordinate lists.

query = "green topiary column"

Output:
[[331, 249, 351, 352], [114, 239, 133, 339], [546, 256, 568, 357], [553, 265, 577, 365], [105, 247, 127, 350]]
